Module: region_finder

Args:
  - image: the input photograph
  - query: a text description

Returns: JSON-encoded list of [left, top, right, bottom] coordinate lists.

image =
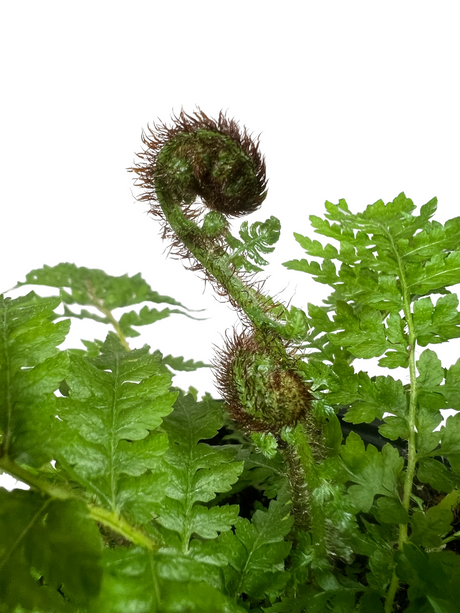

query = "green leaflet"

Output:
[[429, 413, 460, 473], [260, 585, 330, 613], [0, 292, 70, 466], [413, 294, 460, 346], [53, 333, 176, 523], [18, 262, 200, 336], [328, 301, 389, 359], [150, 392, 243, 549], [332, 368, 407, 425], [70, 343, 210, 374], [89, 548, 158, 613], [407, 251, 460, 296], [0, 488, 102, 609], [283, 193, 460, 316], [118, 305, 200, 337], [339, 433, 404, 513], [396, 542, 460, 613], [161, 354, 211, 372], [90, 546, 246, 613], [439, 356, 460, 411], [417, 458, 460, 493], [18, 262, 190, 310], [220, 498, 293, 601], [410, 504, 454, 549], [226, 216, 281, 272]]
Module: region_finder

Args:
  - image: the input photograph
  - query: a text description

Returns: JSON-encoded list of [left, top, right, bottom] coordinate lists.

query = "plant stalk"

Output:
[[85, 281, 131, 351], [157, 190, 286, 334], [384, 232, 418, 613], [284, 422, 329, 569], [0, 455, 161, 551]]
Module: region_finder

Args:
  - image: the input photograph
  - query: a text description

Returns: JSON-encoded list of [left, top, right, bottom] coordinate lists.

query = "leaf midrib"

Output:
[[110, 355, 120, 513], [1, 297, 13, 456]]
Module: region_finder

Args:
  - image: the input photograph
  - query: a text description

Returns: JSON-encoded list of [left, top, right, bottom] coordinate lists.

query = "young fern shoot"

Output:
[[130, 109, 333, 569], [2, 110, 460, 611]]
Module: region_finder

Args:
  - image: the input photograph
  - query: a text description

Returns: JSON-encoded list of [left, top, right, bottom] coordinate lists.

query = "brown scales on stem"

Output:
[[128, 108, 289, 330], [129, 107, 267, 219], [213, 326, 313, 434]]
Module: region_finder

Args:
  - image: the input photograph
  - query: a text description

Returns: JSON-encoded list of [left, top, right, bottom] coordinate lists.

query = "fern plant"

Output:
[[1, 110, 460, 612]]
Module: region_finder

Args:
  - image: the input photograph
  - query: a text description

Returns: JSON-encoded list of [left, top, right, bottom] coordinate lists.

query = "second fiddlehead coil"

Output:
[[131, 110, 330, 557]]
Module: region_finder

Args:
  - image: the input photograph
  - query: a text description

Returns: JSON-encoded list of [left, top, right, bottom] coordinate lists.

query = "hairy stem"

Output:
[[157, 188, 286, 334], [283, 422, 329, 568], [155, 156, 326, 566]]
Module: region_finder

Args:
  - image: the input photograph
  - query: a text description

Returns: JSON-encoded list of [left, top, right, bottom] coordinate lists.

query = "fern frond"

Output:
[[53, 333, 176, 524], [150, 392, 244, 549], [226, 216, 281, 272], [0, 488, 102, 609], [0, 292, 70, 466]]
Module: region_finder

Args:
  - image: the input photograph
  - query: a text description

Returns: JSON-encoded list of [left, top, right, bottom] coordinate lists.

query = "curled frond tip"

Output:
[[129, 108, 268, 219]]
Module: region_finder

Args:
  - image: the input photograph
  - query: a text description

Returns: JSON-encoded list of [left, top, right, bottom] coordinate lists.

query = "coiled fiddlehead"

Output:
[[130, 109, 283, 332], [130, 109, 331, 572]]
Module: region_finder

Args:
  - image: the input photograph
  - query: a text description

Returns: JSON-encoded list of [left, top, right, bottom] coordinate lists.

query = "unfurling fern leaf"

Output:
[[226, 216, 281, 272]]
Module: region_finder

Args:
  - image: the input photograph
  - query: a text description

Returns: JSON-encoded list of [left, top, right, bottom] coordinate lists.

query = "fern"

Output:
[[91, 546, 247, 613], [150, 392, 243, 549], [0, 292, 69, 467], [53, 333, 175, 525], [220, 498, 293, 602], [2, 111, 460, 612], [226, 216, 281, 272]]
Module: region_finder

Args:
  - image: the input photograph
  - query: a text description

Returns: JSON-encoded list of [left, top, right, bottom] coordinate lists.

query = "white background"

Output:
[[1, 1, 459, 489]]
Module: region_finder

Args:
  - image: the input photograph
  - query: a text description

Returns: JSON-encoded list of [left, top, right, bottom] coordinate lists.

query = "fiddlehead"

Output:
[[214, 327, 313, 433], [131, 108, 267, 219], [131, 109, 331, 572], [130, 109, 294, 335]]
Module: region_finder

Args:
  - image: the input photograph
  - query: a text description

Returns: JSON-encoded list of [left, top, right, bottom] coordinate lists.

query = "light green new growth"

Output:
[[130, 110, 331, 574], [285, 192, 460, 611]]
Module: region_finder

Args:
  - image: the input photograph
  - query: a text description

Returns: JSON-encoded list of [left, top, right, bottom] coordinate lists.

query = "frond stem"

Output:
[[384, 230, 418, 613], [0, 456, 161, 552], [85, 281, 131, 351], [156, 188, 285, 335]]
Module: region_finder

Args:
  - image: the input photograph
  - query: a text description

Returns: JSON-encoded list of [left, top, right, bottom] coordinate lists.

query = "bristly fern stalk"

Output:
[[3, 117, 460, 610], [130, 109, 330, 567]]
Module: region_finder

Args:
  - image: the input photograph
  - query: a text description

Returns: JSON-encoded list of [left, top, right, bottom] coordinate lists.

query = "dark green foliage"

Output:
[[396, 543, 460, 613], [19, 262, 189, 311], [2, 192, 460, 611], [0, 293, 70, 466], [150, 392, 243, 547], [0, 489, 101, 610], [19, 262, 203, 341], [53, 333, 176, 523], [220, 498, 293, 601], [338, 433, 404, 513], [90, 546, 247, 613]]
